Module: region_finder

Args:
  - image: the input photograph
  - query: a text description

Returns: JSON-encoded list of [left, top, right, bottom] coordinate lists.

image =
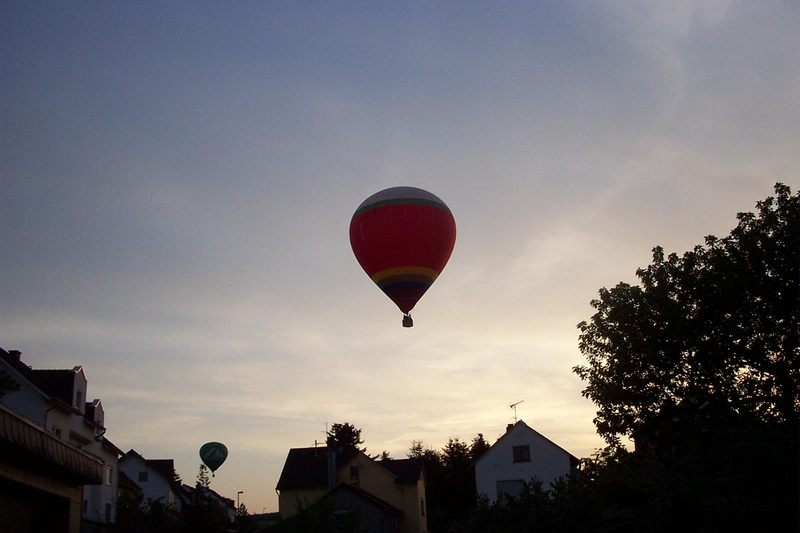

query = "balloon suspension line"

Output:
[[402, 313, 413, 328]]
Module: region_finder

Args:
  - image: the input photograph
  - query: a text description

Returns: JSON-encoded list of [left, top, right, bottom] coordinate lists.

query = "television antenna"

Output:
[[510, 400, 524, 421]]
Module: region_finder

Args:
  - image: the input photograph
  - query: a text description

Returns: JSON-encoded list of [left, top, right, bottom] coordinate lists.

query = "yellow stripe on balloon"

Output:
[[371, 266, 440, 284]]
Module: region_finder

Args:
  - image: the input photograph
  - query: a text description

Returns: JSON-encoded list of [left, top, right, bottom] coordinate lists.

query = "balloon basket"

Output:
[[402, 314, 413, 328]]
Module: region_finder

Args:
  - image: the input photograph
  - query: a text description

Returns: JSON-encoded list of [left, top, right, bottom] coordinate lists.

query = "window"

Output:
[[104, 465, 112, 485], [54, 428, 62, 439], [105, 503, 112, 522], [82, 499, 88, 516], [512, 445, 531, 463], [420, 498, 426, 516], [138, 471, 148, 482], [333, 510, 355, 529], [496, 479, 526, 500], [76, 390, 83, 409], [349, 466, 359, 481]]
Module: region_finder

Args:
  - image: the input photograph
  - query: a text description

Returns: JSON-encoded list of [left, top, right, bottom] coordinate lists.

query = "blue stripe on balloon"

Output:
[[379, 280, 431, 292]]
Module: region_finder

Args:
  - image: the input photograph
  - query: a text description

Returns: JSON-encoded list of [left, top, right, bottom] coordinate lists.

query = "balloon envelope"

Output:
[[199, 442, 228, 473], [349, 186, 456, 323]]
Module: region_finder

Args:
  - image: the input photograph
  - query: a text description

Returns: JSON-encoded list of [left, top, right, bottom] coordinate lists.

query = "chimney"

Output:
[[8, 350, 21, 363], [506, 423, 515, 434], [326, 436, 336, 491]]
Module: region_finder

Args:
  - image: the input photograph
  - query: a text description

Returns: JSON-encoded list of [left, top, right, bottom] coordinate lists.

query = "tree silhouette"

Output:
[[469, 433, 491, 462], [573, 183, 799, 530], [0, 373, 19, 400], [327, 422, 365, 451], [197, 464, 210, 488], [575, 183, 799, 445]]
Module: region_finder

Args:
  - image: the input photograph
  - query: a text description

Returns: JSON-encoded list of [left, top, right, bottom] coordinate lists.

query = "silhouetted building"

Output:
[[118, 450, 183, 512], [0, 347, 121, 532], [276, 440, 427, 533]]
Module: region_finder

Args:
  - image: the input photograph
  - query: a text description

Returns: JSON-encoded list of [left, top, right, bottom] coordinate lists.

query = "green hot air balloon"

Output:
[[199, 442, 228, 477]]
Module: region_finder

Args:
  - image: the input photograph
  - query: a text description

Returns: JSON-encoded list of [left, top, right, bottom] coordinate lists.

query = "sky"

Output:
[[2, 1, 799, 514]]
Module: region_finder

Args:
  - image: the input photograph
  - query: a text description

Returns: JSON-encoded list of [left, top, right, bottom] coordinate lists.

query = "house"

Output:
[[282, 482, 403, 533], [180, 483, 237, 523], [118, 449, 183, 512], [474, 420, 579, 503], [0, 402, 104, 533], [0, 348, 122, 532], [276, 439, 427, 533], [28, 366, 123, 530]]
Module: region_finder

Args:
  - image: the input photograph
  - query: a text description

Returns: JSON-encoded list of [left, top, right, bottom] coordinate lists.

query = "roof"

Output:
[[181, 484, 237, 510], [0, 348, 51, 400], [120, 448, 146, 462], [85, 399, 103, 425], [101, 436, 123, 456], [380, 458, 424, 484], [121, 450, 183, 491], [326, 483, 402, 517], [0, 348, 81, 414], [29, 369, 79, 405], [276, 445, 359, 490], [202, 486, 236, 509], [276, 446, 424, 491], [478, 420, 579, 464], [147, 459, 176, 480]]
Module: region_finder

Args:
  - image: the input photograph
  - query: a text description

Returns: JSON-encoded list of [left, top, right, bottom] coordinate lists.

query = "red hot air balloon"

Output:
[[350, 186, 456, 327]]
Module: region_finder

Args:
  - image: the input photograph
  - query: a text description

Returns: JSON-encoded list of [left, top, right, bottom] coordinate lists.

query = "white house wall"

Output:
[[475, 423, 573, 504], [118, 455, 177, 511], [82, 445, 118, 523], [0, 361, 47, 425]]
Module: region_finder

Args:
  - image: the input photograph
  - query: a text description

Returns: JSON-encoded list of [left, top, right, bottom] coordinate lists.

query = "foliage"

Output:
[[469, 433, 491, 461], [0, 371, 20, 400], [574, 183, 799, 445], [172, 469, 183, 487], [408, 439, 446, 530], [116, 495, 184, 533], [115, 490, 150, 533], [447, 479, 571, 533], [327, 422, 365, 451], [180, 489, 232, 533], [569, 183, 799, 530], [234, 504, 260, 533], [453, 436, 796, 533], [268, 498, 359, 533], [408, 435, 489, 532], [197, 464, 211, 488], [377, 449, 392, 462], [439, 438, 476, 520]]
